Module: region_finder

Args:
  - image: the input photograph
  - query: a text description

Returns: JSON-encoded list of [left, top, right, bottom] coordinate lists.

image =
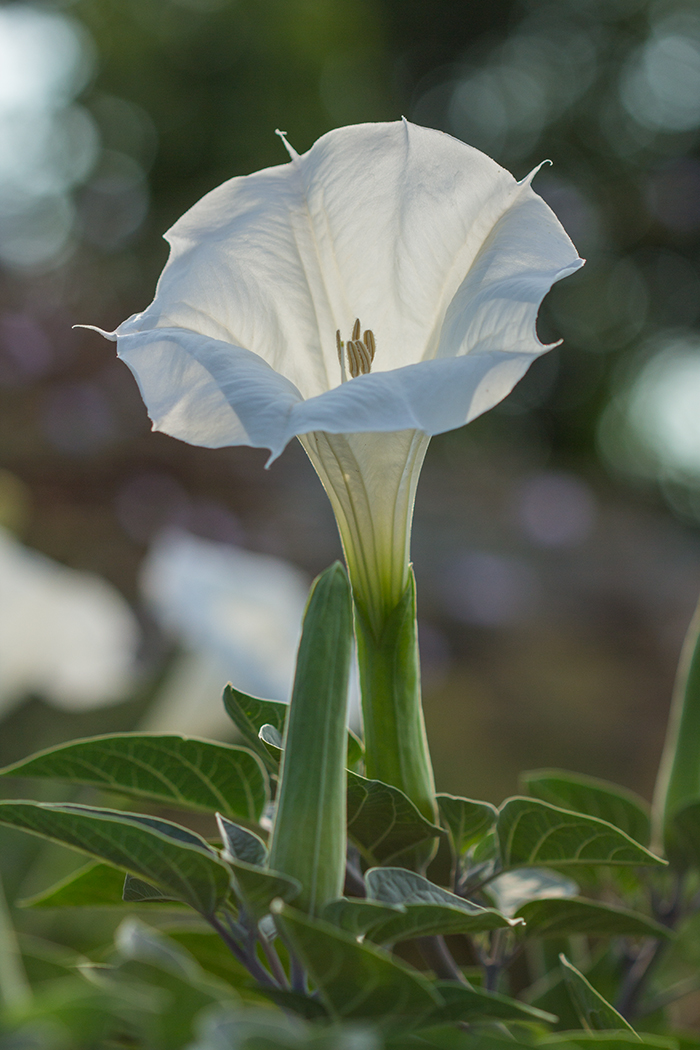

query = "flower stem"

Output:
[[354, 570, 438, 831]]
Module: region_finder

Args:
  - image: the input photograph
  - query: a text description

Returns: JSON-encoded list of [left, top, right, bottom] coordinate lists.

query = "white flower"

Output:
[[139, 529, 310, 736], [0, 526, 139, 713], [95, 120, 582, 623], [140, 529, 361, 737]]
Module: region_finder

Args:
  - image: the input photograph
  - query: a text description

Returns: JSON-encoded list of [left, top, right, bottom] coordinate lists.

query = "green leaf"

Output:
[[497, 798, 666, 869], [437, 794, 499, 856], [19, 862, 128, 908], [522, 770, 651, 846], [253, 987, 331, 1021], [346, 729, 365, 773], [228, 858, 301, 921], [0, 734, 269, 823], [515, 897, 673, 939], [425, 981, 557, 1026], [670, 800, 700, 870], [559, 954, 640, 1036], [0, 801, 231, 915], [362, 867, 514, 943], [122, 875, 179, 904], [347, 772, 443, 865], [321, 897, 405, 937], [223, 684, 288, 770], [485, 867, 578, 917], [216, 814, 267, 867], [271, 901, 441, 1024]]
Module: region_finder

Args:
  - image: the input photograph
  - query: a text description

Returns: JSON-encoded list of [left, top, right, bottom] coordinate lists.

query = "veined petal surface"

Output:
[[106, 120, 582, 457]]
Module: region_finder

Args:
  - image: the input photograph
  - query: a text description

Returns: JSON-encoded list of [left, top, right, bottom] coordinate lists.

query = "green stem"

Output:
[[0, 877, 31, 1011], [354, 570, 437, 828], [652, 596, 700, 858]]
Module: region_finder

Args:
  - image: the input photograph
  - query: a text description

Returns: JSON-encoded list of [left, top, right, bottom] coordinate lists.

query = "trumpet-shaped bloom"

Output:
[[97, 120, 582, 620], [0, 526, 139, 714]]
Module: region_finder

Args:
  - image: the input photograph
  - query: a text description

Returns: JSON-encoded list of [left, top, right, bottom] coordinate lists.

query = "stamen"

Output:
[[337, 319, 376, 380]]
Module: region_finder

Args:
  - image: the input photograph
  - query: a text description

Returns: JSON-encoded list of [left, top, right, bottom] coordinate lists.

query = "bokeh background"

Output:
[[1, 0, 700, 952]]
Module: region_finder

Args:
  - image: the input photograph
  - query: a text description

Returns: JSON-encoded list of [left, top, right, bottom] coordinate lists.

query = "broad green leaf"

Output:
[[346, 772, 443, 865], [271, 901, 441, 1024], [259, 723, 283, 760], [559, 954, 639, 1036], [123, 875, 179, 904], [19, 862, 127, 908], [485, 868, 578, 916], [368, 902, 515, 945], [363, 867, 514, 943], [522, 770, 651, 847], [321, 897, 404, 937], [0, 734, 269, 823], [425, 981, 557, 1026], [268, 563, 353, 915], [223, 684, 287, 770], [228, 857, 301, 921], [516, 897, 673, 939], [0, 801, 231, 915], [437, 794, 499, 856], [216, 814, 267, 867], [164, 930, 255, 990], [497, 798, 666, 869]]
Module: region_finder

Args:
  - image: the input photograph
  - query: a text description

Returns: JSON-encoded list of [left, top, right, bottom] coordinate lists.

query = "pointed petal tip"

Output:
[[73, 324, 117, 342], [522, 159, 553, 186], [275, 129, 299, 161]]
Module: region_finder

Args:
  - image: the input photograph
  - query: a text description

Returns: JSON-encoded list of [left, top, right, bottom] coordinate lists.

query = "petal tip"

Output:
[[275, 129, 299, 161], [73, 323, 117, 342]]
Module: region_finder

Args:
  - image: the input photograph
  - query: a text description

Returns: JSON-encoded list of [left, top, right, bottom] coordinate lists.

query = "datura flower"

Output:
[[93, 120, 582, 819]]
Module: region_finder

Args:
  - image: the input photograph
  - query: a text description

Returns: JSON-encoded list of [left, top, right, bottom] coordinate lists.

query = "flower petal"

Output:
[[113, 121, 580, 402], [116, 321, 548, 457]]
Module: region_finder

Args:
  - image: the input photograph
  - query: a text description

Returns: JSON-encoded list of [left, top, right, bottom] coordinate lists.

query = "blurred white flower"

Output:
[[0, 526, 139, 713], [140, 529, 311, 737]]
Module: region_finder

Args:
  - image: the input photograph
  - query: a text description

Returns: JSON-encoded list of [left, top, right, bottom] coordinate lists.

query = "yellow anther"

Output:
[[364, 329, 376, 362], [352, 318, 361, 342], [336, 329, 343, 365]]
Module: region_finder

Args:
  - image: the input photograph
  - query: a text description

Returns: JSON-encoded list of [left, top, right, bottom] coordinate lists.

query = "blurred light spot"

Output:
[[116, 473, 190, 544], [42, 382, 116, 456], [78, 151, 149, 250], [516, 471, 596, 548], [0, 193, 75, 270], [0, 4, 98, 270], [620, 16, 700, 132], [646, 158, 700, 234], [0, 313, 53, 386], [441, 551, 539, 627], [602, 337, 700, 481]]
